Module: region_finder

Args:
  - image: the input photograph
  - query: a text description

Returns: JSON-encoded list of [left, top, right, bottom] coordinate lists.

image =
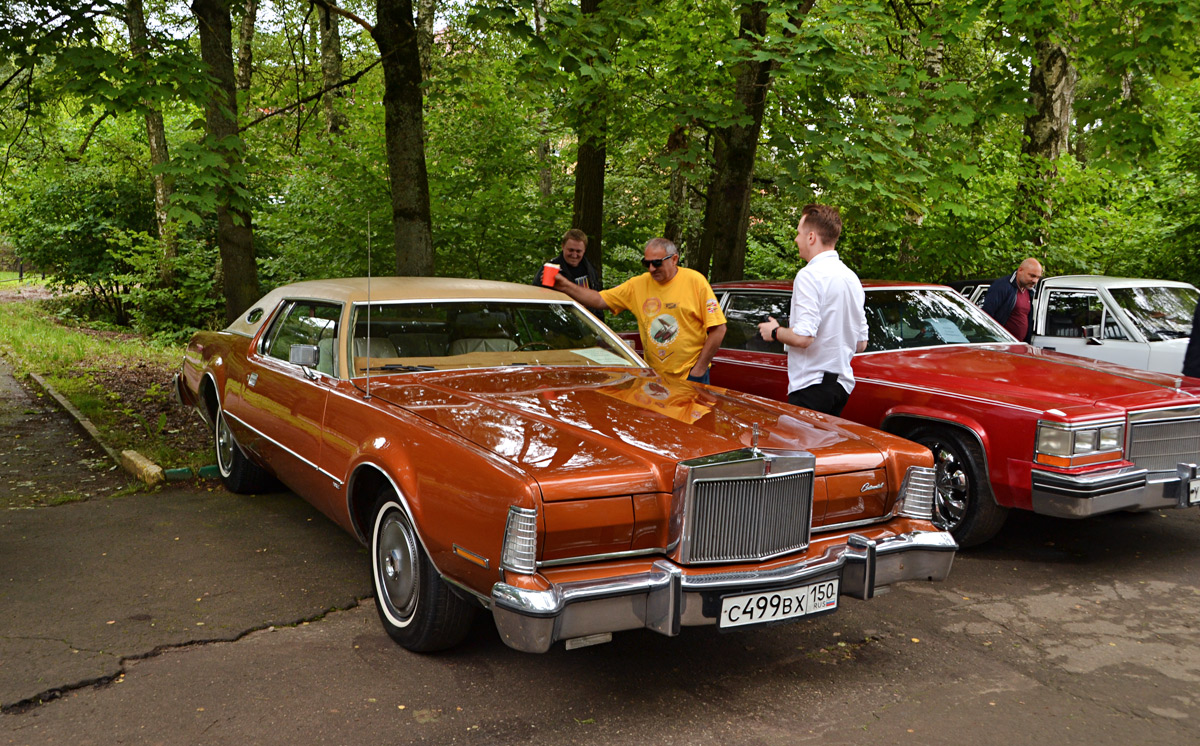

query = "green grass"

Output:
[[0, 298, 209, 472], [0, 299, 180, 375]]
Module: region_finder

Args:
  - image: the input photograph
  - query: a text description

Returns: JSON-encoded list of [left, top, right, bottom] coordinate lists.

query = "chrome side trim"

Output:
[[540, 546, 671, 568], [815, 516, 890, 533], [222, 410, 344, 488]]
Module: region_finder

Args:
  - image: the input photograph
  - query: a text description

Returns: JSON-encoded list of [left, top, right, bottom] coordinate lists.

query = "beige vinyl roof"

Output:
[[225, 277, 568, 337]]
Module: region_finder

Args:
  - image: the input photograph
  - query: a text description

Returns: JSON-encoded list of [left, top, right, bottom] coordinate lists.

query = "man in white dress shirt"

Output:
[[757, 205, 868, 416]]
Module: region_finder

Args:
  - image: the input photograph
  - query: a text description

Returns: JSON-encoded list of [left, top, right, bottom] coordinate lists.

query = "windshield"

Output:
[[1108, 285, 1198, 341], [864, 288, 1014, 352], [347, 300, 641, 375]]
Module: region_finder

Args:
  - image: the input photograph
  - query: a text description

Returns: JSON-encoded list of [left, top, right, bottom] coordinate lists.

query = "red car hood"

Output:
[[363, 367, 888, 500], [855, 344, 1200, 416]]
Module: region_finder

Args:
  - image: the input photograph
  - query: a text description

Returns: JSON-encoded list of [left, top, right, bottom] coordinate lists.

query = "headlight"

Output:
[[1035, 421, 1124, 468]]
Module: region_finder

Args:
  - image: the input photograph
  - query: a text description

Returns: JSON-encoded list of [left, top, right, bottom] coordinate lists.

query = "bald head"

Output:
[[1016, 258, 1043, 289]]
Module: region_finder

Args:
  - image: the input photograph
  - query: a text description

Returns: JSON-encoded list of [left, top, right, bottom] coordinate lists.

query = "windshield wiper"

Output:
[[366, 364, 436, 372]]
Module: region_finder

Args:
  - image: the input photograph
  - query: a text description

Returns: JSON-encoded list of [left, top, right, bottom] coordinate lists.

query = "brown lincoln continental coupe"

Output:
[[174, 278, 956, 653]]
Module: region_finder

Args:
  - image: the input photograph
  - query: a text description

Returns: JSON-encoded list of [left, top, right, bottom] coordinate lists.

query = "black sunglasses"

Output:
[[641, 254, 677, 269]]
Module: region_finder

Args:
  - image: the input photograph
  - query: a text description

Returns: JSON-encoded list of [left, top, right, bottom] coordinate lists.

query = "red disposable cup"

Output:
[[541, 263, 560, 287]]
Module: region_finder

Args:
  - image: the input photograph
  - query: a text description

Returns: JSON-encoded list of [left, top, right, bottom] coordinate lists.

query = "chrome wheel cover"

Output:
[[929, 441, 969, 530], [216, 411, 236, 477], [375, 508, 420, 625]]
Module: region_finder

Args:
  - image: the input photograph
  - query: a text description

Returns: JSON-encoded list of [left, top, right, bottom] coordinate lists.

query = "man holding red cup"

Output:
[[535, 229, 605, 318]]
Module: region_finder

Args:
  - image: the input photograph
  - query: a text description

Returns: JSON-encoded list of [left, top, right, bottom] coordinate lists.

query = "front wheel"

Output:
[[370, 492, 476, 652], [214, 408, 277, 494], [909, 426, 1008, 548]]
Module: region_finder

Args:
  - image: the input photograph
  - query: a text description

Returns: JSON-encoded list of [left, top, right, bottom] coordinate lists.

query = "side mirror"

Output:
[[290, 344, 320, 367]]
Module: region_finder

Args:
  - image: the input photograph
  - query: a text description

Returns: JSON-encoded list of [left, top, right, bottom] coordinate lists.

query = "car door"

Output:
[[1032, 288, 1149, 369], [709, 290, 790, 400], [233, 299, 342, 483]]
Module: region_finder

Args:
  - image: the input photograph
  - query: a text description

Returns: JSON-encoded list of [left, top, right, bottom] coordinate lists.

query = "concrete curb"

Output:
[[28, 372, 165, 487]]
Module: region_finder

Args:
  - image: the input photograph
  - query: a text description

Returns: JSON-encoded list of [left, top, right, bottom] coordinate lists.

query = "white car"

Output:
[[955, 275, 1198, 375]]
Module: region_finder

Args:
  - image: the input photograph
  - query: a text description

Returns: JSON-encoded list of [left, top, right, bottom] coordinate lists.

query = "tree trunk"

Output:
[[236, 0, 257, 104], [373, 0, 435, 276], [697, 1, 813, 281], [570, 0, 605, 285], [192, 0, 260, 323], [125, 0, 176, 286], [416, 0, 437, 82], [317, 3, 348, 133], [663, 124, 689, 248], [697, 2, 772, 281], [1019, 37, 1077, 246]]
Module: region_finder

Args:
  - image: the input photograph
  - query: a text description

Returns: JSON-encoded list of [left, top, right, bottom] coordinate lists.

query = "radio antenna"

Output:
[[365, 212, 372, 399]]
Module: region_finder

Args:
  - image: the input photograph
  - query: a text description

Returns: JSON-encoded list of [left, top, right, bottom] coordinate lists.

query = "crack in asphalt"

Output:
[[1, 597, 369, 715]]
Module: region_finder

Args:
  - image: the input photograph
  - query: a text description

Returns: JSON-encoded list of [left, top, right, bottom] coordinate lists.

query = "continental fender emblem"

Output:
[[860, 481, 884, 493]]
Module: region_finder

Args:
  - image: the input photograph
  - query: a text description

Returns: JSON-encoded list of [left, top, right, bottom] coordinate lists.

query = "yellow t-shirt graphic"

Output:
[[601, 267, 726, 380]]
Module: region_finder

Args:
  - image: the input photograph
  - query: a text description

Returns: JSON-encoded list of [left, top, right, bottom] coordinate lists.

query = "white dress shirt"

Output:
[[787, 250, 868, 395]]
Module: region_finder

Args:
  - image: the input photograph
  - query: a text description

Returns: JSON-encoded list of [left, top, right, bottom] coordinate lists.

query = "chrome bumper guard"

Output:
[[490, 529, 956, 654], [1031, 461, 1200, 518]]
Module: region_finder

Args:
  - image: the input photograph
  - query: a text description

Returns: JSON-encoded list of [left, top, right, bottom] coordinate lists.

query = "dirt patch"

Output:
[[0, 283, 213, 474], [0, 282, 55, 303], [83, 359, 213, 459]]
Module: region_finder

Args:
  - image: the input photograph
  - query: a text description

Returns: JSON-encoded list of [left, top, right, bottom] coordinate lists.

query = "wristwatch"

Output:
[[771, 326, 779, 341]]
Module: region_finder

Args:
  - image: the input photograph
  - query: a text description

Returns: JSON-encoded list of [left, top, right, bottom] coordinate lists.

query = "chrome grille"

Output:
[[687, 471, 813, 563], [1128, 417, 1200, 473]]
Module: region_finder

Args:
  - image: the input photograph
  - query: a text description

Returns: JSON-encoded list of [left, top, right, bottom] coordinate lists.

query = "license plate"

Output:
[[1189, 478, 1200, 506], [719, 579, 839, 629]]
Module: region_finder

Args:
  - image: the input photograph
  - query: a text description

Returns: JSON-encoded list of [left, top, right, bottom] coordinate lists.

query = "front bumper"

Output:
[[1031, 462, 1200, 518], [490, 528, 956, 653]]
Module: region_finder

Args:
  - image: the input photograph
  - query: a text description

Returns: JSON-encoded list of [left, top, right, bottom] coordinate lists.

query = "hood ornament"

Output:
[[751, 423, 761, 454]]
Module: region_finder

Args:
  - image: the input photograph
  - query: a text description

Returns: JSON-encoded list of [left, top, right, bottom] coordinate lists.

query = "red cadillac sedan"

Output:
[[706, 281, 1200, 547]]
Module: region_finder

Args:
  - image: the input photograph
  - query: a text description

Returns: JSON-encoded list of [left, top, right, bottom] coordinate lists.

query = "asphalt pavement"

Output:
[[3, 359, 1200, 745]]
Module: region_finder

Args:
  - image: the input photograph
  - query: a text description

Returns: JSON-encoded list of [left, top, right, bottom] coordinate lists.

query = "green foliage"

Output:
[[2, 0, 1199, 341], [2, 157, 153, 322]]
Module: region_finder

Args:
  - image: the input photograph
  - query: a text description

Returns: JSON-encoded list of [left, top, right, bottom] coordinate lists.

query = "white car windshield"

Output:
[[348, 300, 641, 374], [865, 288, 1013, 352], [1108, 286, 1198, 341]]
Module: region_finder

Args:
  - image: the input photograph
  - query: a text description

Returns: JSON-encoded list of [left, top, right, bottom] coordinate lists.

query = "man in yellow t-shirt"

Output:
[[552, 238, 727, 382]]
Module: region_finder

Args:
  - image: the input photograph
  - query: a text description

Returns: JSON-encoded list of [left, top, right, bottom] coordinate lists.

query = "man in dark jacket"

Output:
[[982, 258, 1043, 342], [1184, 301, 1200, 377], [535, 229, 604, 317]]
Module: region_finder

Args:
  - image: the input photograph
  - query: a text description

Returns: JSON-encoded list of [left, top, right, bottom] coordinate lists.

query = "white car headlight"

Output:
[[1035, 420, 1124, 468]]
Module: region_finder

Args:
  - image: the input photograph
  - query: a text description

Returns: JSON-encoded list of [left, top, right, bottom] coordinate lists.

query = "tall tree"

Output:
[[236, 0, 258, 102], [125, 0, 176, 285], [1018, 31, 1077, 248], [698, 0, 814, 282], [372, 0, 435, 275], [192, 0, 260, 322], [570, 0, 606, 285], [316, 2, 348, 133]]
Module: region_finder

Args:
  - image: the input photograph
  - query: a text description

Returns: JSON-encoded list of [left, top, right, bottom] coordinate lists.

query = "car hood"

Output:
[[855, 344, 1200, 416], [362, 367, 889, 500]]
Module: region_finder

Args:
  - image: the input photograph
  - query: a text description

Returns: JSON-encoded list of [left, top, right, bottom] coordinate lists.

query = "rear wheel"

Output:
[[370, 491, 476, 652], [214, 408, 277, 493], [909, 426, 1008, 548]]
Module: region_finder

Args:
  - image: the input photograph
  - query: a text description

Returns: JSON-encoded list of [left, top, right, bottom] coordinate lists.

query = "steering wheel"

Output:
[[514, 341, 553, 351]]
